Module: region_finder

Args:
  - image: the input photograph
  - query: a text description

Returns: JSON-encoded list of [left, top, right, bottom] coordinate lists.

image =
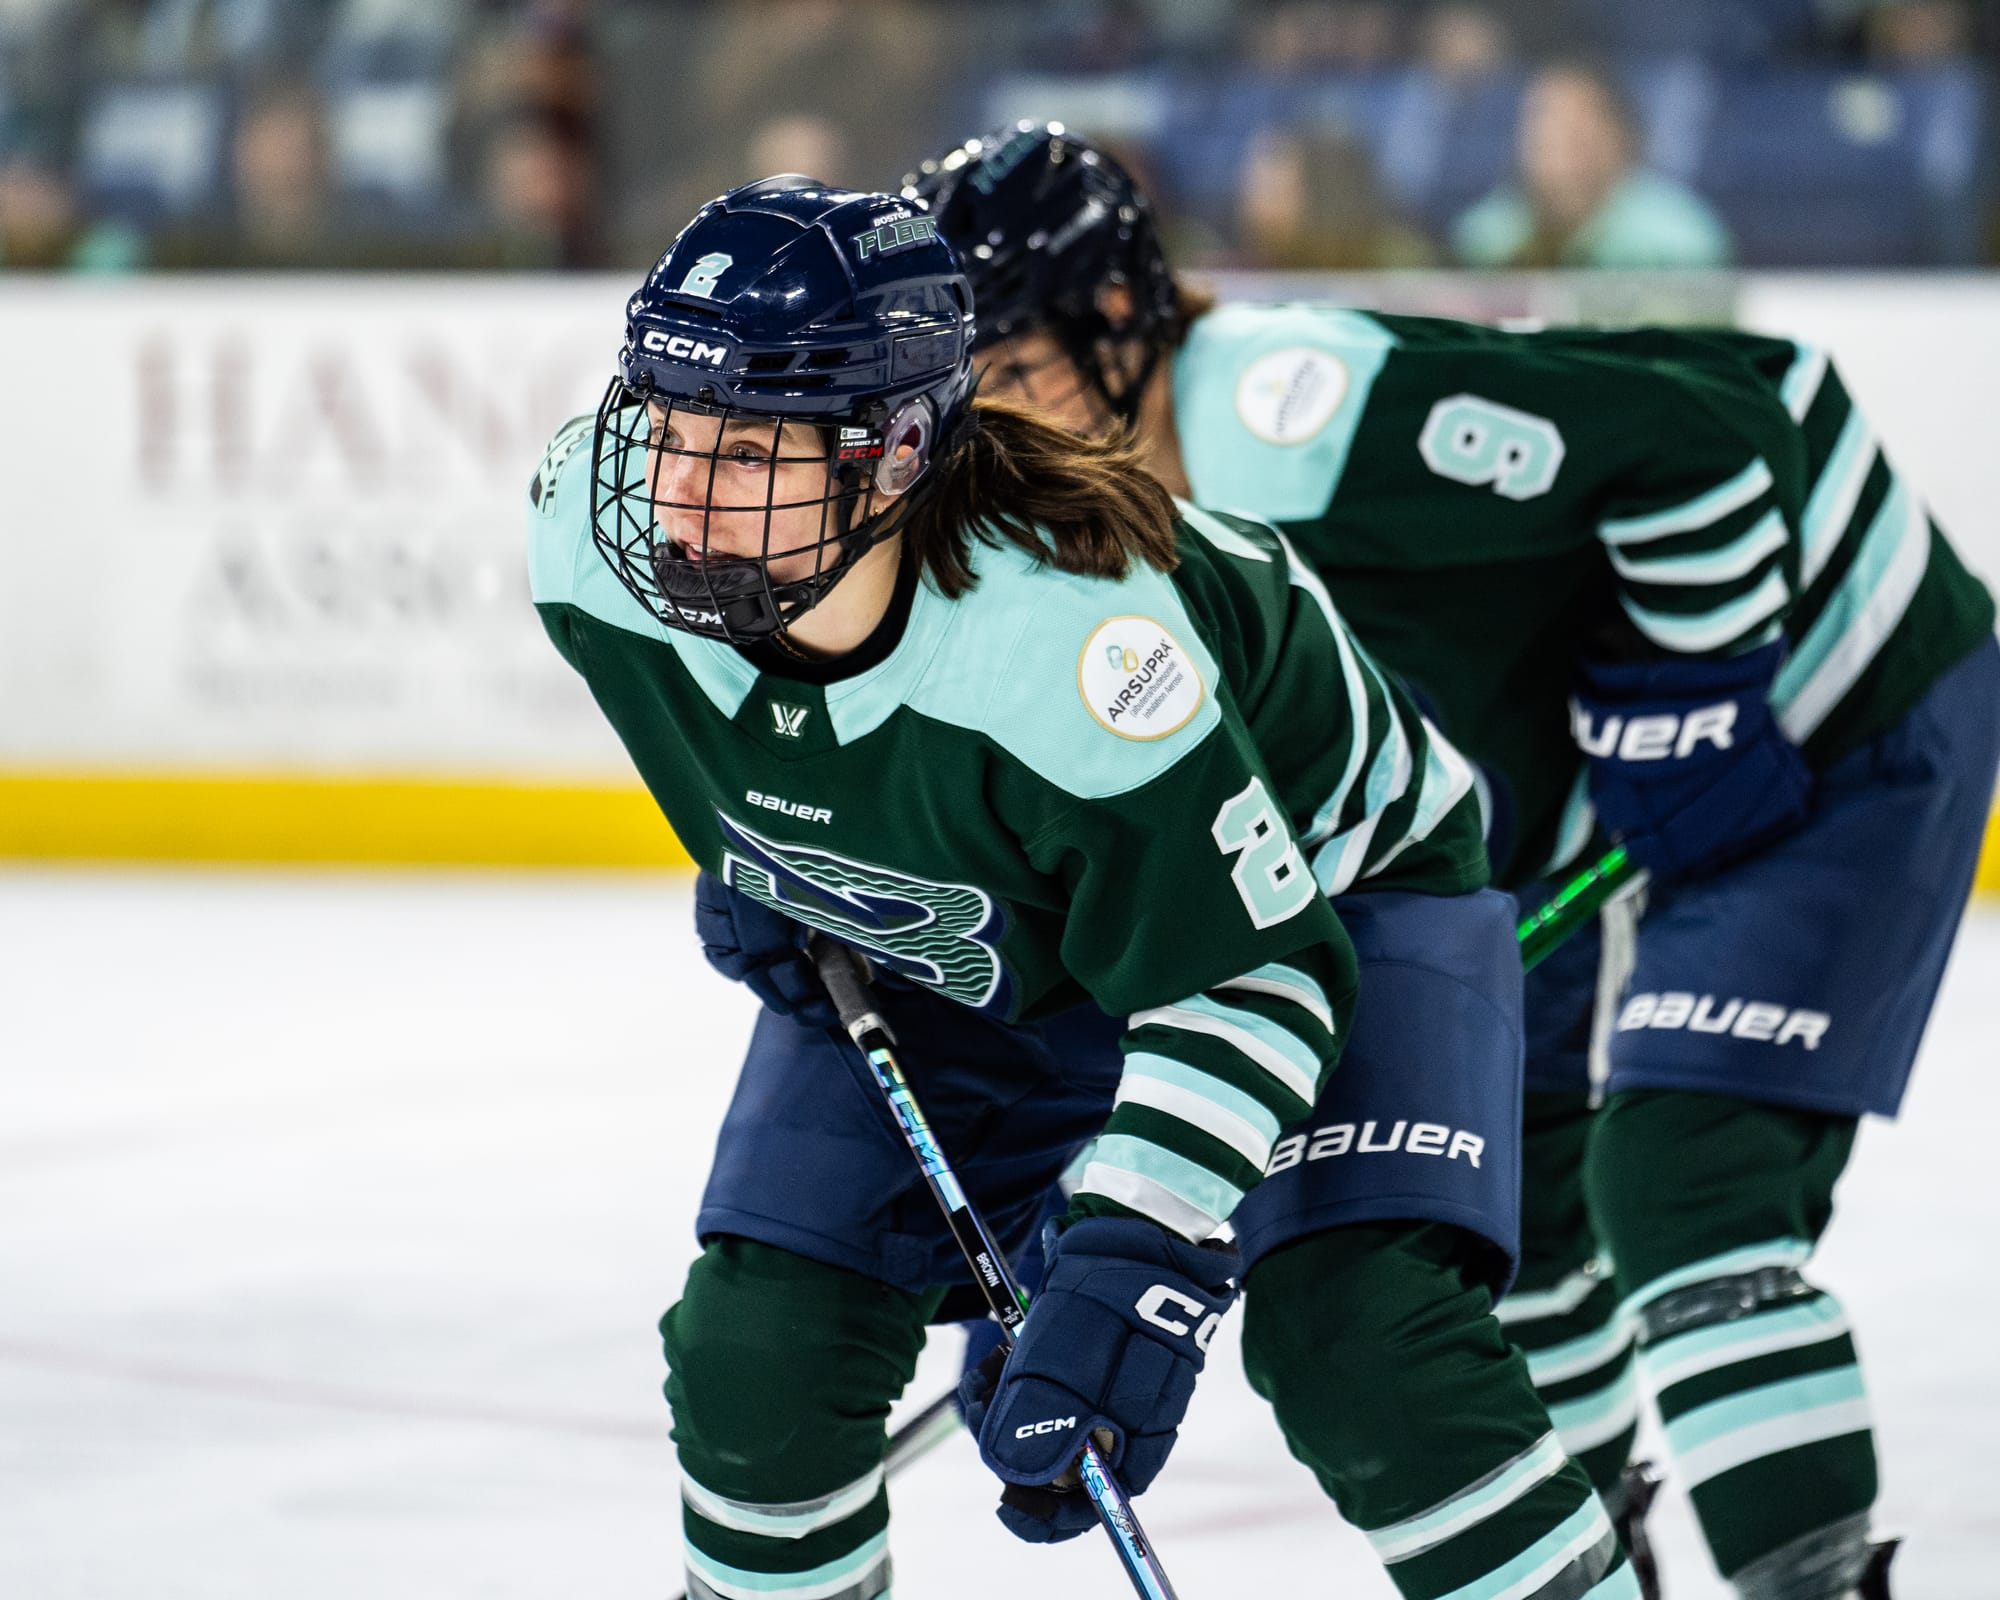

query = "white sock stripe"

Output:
[[1527, 1317, 1638, 1388], [1547, 1363, 1642, 1458], [1367, 1431, 1570, 1564], [680, 1466, 885, 1541], [1436, 1500, 1617, 1600], [1641, 1299, 1850, 1393], [684, 1531, 890, 1600], [1674, 1397, 1874, 1488], [1498, 1260, 1613, 1326]]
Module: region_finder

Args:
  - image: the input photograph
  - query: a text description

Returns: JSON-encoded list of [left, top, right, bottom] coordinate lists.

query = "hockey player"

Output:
[[910, 123, 2000, 1600], [529, 176, 1643, 1600]]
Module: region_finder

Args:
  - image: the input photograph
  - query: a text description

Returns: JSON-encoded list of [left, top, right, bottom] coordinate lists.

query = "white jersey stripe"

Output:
[[1599, 458, 1773, 546], [1609, 508, 1787, 587]]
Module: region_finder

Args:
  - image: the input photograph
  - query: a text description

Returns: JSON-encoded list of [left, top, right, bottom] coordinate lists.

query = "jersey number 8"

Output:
[[1212, 778, 1318, 929], [1419, 394, 1565, 502]]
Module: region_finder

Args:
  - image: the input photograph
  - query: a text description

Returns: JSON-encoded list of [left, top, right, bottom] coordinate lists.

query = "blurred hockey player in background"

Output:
[[912, 121, 2000, 1600], [528, 176, 1644, 1600]]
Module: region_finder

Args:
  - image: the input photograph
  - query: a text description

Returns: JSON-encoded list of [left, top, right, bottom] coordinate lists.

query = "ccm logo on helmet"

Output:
[[641, 330, 731, 368], [1014, 1415, 1076, 1440], [1571, 700, 1737, 762], [1136, 1286, 1222, 1352]]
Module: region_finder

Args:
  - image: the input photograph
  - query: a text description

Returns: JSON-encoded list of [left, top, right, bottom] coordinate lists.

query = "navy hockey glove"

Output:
[[1572, 639, 1811, 882], [958, 1216, 1239, 1544], [692, 869, 839, 1029]]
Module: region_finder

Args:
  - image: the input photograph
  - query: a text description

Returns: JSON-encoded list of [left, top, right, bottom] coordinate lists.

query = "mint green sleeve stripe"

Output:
[[1213, 962, 1335, 1033], [1609, 508, 1787, 587], [1129, 996, 1322, 1108], [1366, 726, 1476, 875], [1800, 411, 1876, 587], [1077, 1136, 1247, 1238], [1599, 458, 1774, 545], [1780, 345, 1829, 420], [1271, 528, 1379, 850], [1618, 566, 1789, 654], [1774, 474, 1931, 742], [1313, 810, 1386, 897], [1116, 1051, 1285, 1169]]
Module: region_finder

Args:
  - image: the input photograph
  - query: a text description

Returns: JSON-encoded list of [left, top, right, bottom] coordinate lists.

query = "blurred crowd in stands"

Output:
[[0, 0, 1994, 273]]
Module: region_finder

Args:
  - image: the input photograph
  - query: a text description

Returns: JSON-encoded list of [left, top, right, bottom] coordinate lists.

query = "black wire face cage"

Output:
[[589, 376, 901, 643], [979, 318, 1157, 437]]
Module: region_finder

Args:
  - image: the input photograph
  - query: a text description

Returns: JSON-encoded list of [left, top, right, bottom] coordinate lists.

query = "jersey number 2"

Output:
[[1419, 394, 1565, 501], [1213, 778, 1318, 929]]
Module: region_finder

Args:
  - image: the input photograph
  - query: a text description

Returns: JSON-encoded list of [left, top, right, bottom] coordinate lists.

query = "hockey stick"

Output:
[[1516, 845, 1644, 972], [812, 938, 1183, 1600], [813, 844, 1647, 1494]]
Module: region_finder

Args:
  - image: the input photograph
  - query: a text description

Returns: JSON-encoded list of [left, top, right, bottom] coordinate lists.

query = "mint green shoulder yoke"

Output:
[[1174, 303, 1398, 523], [828, 534, 1223, 801], [524, 415, 757, 719]]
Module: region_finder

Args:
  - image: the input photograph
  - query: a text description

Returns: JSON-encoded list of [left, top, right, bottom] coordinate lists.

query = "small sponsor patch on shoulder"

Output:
[[1233, 346, 1348, 445], [1078, 616, 1204, 740]]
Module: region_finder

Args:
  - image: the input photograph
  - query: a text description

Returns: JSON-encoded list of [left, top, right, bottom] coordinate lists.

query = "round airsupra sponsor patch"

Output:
[[1078, 616, 1205, 740], [1234, 346, 1348, 445]]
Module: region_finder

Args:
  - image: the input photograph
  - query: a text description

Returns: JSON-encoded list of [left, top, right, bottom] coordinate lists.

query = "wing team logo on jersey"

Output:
[[1078, 617, 1205, 740], [770, 702, 811, 738], [718, 813, 1009, 1012], [1233, 346, 1349, 446]]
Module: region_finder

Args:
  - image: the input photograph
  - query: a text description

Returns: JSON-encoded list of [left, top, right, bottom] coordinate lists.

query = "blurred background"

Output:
[[4, 6, 2000, 1597], [3, 0, 1997, 275]]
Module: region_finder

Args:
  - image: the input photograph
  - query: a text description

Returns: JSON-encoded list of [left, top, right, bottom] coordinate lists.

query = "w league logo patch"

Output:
[[770, 702, 811, 738], [1078, 617, 1205, 740]]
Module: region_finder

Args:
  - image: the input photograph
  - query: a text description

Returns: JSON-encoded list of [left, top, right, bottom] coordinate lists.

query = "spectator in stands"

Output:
[[1865, 0, 1971, 64], [1237, 126, 1436, 268], [0, 147, 142, 269], [478, 106, 599, 268], [1417, 2, 1514, 80], [216, 78, 355, 266], [1452, 60, 1734, 267]]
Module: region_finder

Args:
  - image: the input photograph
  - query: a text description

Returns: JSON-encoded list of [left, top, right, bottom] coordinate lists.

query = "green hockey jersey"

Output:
[[527, 418, 1485, 1242], [1175, 305, 1995, 887]]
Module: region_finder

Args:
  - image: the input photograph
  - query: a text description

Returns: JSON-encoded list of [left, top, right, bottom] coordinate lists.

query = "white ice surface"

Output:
[[1, 870, 1994, 1598]]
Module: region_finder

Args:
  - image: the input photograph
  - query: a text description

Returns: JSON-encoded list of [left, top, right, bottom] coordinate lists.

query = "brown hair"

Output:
[[897, 394, 1179, 599]]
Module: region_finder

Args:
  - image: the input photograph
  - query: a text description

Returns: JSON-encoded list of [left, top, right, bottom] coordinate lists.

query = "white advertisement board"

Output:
[[0, 276, 630, 780], [0, 273, 1993, 861]]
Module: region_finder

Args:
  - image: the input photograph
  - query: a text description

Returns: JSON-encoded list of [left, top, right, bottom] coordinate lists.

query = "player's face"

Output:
[[979, 328, 1113, 437], [644, 403, 839, 584]]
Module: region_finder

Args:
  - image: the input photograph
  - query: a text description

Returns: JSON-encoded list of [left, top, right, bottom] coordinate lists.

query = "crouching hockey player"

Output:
[[911, 122, 2000, 1600], [528, 176, 1643, 1600]]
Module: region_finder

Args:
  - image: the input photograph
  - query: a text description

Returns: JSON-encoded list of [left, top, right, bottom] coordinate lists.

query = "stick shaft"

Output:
[[813, 941, 1179, 1600]]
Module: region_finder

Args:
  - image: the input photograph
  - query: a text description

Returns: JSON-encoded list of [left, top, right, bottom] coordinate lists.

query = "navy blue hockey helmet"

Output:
[[591, 175, 976, 641], [904, 122, 1179, 428]]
